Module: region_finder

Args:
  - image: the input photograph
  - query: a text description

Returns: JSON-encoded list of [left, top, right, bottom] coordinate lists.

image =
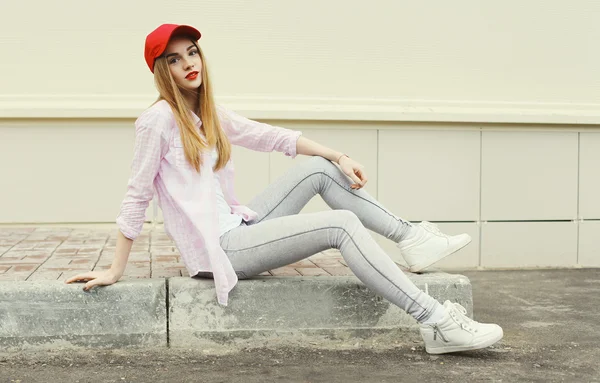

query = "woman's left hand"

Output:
[[338, 155, 368, 189]]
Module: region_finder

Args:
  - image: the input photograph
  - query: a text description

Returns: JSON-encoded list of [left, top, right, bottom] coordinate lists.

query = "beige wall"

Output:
[[1, 1, 600, 121], [2, 1, 600, 269]]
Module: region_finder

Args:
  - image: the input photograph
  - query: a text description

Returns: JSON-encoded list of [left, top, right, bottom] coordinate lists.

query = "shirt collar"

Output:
[[190, 110, 202, 127]]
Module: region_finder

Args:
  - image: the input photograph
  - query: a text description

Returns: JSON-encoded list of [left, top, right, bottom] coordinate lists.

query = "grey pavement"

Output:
[[1, 269, 599, 382]]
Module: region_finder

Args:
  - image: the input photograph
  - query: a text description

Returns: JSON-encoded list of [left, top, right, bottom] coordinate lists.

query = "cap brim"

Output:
[[170, 25, 202, 41]]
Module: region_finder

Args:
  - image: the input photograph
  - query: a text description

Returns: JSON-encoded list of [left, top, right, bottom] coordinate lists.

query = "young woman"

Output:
[[66, 24, 503, 354]]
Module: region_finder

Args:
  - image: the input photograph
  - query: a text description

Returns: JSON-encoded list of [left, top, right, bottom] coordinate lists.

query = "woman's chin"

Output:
[[178, 82, 202, 92]]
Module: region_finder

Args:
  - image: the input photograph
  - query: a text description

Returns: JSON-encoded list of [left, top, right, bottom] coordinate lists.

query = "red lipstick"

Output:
[[185, 71, 199, 80]]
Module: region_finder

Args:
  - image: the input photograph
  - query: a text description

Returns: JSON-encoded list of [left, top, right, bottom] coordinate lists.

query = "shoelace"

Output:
[[432, 303, 479, 342], [451, 303, 478, 332], [419, 221, 448, 238]]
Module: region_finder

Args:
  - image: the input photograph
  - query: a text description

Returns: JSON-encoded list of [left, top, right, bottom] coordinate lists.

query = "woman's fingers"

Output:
[[348, 168, 368, 189], [84, 278, 105, 291], [65, 273, 93, 284], [346, 168, 362, 185], [65, 271, 117, 291], [356, 168, 368, 185]]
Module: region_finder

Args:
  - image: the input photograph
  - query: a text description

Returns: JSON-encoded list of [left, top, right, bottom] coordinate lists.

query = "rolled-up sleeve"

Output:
[[218, 105, 302, 158], [116, 112, 169, 240]]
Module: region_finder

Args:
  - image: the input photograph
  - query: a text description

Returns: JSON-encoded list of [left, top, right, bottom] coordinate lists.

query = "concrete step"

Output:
[[0, 273, 472, 352], [0, 279, 166, 351], [169, 274, 472, 352]]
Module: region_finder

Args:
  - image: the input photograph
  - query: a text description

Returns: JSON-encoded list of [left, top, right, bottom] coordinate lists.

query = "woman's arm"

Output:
[[66, 111, 168, 290], [65, 231, 133, 290], [296, 136, 368, 190], [218, 105, 301, 157]]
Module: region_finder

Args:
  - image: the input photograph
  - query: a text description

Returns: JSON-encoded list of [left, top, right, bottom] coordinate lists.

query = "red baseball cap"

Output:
[[144, 24, 202, 73]]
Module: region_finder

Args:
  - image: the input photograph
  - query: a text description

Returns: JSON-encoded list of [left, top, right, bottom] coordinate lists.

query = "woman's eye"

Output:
[[169, 57, 179, 64], [190, 50, 198, 56]]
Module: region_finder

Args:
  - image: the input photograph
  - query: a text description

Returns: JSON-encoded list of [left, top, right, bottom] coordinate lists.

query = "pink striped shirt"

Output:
[[116, 100, 302, 305]]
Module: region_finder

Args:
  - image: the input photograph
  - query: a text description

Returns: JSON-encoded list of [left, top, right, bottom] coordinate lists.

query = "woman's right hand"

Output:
[[65, 269, 121, 291]]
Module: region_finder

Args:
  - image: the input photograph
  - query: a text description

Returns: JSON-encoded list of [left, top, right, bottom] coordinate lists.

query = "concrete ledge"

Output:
[[0, 273, 471, 352], [168, 273, 472, 351], [0, 280, 166, 351]]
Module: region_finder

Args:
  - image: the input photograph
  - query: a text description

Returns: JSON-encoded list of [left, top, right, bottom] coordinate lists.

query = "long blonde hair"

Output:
[[153, 40, 231, 172]]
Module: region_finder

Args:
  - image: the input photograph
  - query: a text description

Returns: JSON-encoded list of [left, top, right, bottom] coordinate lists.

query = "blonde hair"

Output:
[[153, 40, 231, 172]]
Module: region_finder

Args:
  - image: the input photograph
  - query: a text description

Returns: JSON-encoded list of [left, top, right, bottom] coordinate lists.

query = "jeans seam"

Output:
[[254, 170, 410, 226], [222, 226, 427, 313]]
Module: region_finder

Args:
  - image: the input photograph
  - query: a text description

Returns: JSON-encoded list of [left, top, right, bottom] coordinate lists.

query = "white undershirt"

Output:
[[209, 148, 243, 236]]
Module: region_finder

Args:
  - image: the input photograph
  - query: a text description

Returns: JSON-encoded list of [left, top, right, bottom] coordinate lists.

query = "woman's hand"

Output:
[[338, 155, 368, 189], [65, 269, 121, 291]]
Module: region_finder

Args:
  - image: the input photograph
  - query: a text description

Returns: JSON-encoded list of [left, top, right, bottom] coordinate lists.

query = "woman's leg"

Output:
[[220, 209, 440, 323], [247, 156, 412, 242], [246, 156, 471, 272], [220, 209, 504, 354]]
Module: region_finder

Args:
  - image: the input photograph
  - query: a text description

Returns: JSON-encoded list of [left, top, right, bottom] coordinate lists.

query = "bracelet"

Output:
[[336, 153, 349, 164]]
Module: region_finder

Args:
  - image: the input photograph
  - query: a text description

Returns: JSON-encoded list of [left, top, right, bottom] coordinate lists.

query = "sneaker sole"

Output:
[[425, 328, 504, 355], [409, 235, 472, 273]]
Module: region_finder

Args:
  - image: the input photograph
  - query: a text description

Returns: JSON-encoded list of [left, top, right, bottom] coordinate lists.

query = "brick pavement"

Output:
[[0, 226, 358, 282]]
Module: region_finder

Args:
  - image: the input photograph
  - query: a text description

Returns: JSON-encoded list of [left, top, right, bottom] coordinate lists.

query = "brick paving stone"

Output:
[[0, 273, 32, 281], [58, 243, 88, 249], [321, 266, 353, 276], [0, 257, 26, 264], [297, 267, 329, 276], [3, 249, 53, 257], [83, 239, 109, 245], [40, 258, 75, 267], [32, 227, 71, 232], [12, 264, 39, 272], [152, 268, 182, 278], [14, 242, 60, 250], [288, 259, 318, 268], [270, 267, 301, 276], [151, 252, 181, 258], [10, 244, 39, 251], [77, 250, 102, 256], [21, 255, 51, 263], [129, 255, 152, 262], [54, 248, 78, 255], [69, 258, 94, 264], [42, 266, 94, 272], [151, 242, 174, 247], [153, 255, 180, 263], [0, 265, 11, 273], [311, 260, 345, 268], [46, 235, 71, 241], [0, 246, 13, 255], [27, 271, 63, 281]]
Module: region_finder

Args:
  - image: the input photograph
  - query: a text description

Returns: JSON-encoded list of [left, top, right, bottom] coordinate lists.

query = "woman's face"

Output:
[[163, 36, 203, 91]]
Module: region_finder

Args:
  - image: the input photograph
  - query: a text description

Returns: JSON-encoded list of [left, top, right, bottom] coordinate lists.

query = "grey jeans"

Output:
[[218, 156, 441, 323]]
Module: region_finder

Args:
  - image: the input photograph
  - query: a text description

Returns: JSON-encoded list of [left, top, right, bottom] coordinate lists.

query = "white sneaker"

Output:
[[420, 301, 503, 354], [396, 221, 471, 272]]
